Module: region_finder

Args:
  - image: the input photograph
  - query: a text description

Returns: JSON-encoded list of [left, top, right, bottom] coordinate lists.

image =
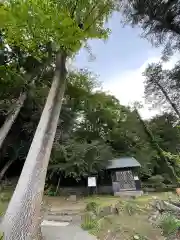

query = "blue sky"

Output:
[[74, 12, 178, 119]]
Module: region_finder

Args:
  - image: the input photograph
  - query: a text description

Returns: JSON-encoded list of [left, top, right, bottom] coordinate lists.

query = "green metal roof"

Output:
[[106, 157, 141, 169]]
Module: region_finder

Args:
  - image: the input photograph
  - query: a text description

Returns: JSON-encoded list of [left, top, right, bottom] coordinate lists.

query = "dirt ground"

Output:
[[94, 214, 164, 240], [43, 195, 120, 212], [43, 192, 174, 212]]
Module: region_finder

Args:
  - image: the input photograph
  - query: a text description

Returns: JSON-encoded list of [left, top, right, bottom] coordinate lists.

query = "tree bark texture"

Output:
[[2, 51, 67, 240], [0, 92, 27, 151], [0, 56, 52, 153], [135, 108, 179, 183], [55, 176, 61, 195], [0, 158, 16, 181], [156, 81, 180, 118]]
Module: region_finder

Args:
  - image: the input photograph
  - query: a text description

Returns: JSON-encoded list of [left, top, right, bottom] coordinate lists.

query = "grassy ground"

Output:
[[0, 187, 177, 213], [44, 192, 176, 211], [0, 202, 8, 216], [93, 214, 164, 240], [0, 186, 13, 216], [81, 193, 178, 240]]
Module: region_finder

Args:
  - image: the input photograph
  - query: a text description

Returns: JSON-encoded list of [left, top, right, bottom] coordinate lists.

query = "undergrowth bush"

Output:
[[44, 185, 58, 196], [0, 203, 4, 216], [0, 193, 11, 202], [0, 232, 4, 240], [123, 200, 145, 216], [148, 175, 166, 189], [86, 201, 100, 215], [86, 202, 98, 211], [159, 213, 180, 237], [82, 201, 105, 234], [81, 212, 99, 231], [0, 201, 7, 216]]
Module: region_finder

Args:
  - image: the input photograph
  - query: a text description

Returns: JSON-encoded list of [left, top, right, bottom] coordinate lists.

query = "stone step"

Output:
[[44, 214, 81, 223], [48, 211, 81, 216], [49, 207, 82, 212], [44, 215, 73, 222], [47, 208, 82, 216], [41, 220, 70, 227]]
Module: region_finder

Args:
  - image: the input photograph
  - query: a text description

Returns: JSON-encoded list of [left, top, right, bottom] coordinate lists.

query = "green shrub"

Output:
[[123, 200, 143, 216], [0, 232, 4, 239], [0, 203, 3, 216], [0, 192, 12, 202], [44, 185, 58, 196], [159, 213, 180, 237], [47, 190, 56, 196], [147, 175, 166, 189], [86, 202, 100, 215], [148, 175, 164, 184], [81, 212, 99, 231], [0, 201, 7, 216]]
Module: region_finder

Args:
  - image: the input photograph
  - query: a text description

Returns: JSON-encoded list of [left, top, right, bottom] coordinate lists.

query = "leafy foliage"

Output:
[[86, 201, 100, 213], [1, 62, 180, 183], [147, 175, 166, 189], [0, 232, 3, 240], [81, 212, 100, 231], [149, 114, 180, 153], [0, 0, 180, 185], [143, 62, 180, 116], [49, 139, 113, 180], [1, 0, 114, 57], [120, 0, 180, 59], [159, 213, 180, 237]]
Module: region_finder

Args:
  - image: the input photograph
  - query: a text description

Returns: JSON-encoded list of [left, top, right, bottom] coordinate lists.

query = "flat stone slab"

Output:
[[44, 215, 73, 222], [41, 223, 97, 240], [41, 220, 70, 227], [44, 213, 81, 224], [114, 190, 143, 197]]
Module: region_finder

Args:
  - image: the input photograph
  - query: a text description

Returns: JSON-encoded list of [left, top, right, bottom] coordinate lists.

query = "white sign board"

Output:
[[134, 176, 139, 180], [88, 177, 96, 187]]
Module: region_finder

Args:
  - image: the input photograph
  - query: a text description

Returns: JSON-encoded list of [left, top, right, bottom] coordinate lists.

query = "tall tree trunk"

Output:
[[0, 158, 16, 181], [0, 54, 52, 152], [55, 176, 61, 195], [2, 51, 67, 239], [155, 80, 180, 118], [135, 108, 179, 183], [0, 92, 27, 150]]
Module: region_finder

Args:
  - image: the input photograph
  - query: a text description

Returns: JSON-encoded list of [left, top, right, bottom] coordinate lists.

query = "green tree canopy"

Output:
[[120, 0, 180, 59], [143, 61, 180, 117], [49, 139, 113, 180]]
